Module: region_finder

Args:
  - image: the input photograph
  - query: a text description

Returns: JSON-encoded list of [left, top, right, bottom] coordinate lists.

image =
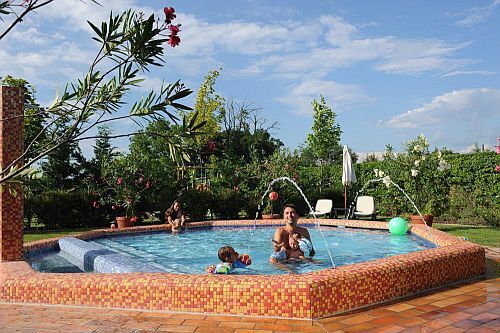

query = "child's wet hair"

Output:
[[218, 245, 235, 262]]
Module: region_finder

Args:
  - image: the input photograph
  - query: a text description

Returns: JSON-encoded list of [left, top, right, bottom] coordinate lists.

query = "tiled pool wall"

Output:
[[0, 219, 486, 319]]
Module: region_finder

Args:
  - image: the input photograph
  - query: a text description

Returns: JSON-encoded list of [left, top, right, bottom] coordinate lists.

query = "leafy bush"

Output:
[[28, 190, 108, 229], [180, 188, 213, 221], [211, 189, 246, 219]]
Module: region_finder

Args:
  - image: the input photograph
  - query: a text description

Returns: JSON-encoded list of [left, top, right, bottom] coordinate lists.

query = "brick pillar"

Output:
[[0, 86, 24, 262]]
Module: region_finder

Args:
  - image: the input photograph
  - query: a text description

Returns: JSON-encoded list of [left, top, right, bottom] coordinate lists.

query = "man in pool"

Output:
[[272, 204, 315, 258]]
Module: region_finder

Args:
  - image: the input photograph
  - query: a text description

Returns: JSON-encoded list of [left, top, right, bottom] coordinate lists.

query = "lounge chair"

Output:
[[308, 199, 333, 218], [353, 196, 376, 220]]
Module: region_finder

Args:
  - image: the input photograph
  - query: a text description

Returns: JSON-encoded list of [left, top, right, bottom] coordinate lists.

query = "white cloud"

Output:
[[454, 0, 500, 27], [441, 70, 497, 77], [239, 26, 471, 79], [375, 39, 473, 75], [172, 14, 317, 57], [320, 15, 358, 46], [379, 88, 500, 150], [276, 79, 373, 115], [42, 0, 147, 32]]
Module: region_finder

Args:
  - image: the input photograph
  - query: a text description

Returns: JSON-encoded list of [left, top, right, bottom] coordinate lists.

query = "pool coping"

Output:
[[0, 219, 486, 319]]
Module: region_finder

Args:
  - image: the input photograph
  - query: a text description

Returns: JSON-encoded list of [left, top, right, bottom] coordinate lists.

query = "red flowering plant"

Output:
[[92, 158, 154, 222]]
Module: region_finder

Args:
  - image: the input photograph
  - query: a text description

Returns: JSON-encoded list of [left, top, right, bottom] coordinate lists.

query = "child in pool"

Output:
[[205, 245, 251, 274], [269, 233, 312, 263]]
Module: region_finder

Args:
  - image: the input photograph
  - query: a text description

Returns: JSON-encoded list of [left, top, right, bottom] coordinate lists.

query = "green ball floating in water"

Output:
[[388, 217, 408, 235]]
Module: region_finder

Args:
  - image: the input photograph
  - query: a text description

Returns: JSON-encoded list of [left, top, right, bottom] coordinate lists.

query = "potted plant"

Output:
[[400, 135, 450, 226], [262, 199, 280, 219], [410, 201, 434, 226], [94, 158, 153, 228]]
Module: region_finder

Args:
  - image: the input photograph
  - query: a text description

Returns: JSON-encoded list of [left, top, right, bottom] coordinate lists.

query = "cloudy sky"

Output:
[[1, 0, 499, 158]]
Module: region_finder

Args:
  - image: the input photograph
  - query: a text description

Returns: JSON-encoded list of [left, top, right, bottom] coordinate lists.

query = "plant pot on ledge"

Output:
[[410, 214, 433, 227], [115, 216, 135, 229], [262, 214, 281, 220]]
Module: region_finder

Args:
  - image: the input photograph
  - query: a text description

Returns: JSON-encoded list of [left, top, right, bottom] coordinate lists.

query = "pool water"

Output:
[[27, 226, 435, 275]]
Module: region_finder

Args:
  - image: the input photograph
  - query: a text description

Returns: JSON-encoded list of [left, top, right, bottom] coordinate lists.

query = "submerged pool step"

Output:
[[58, 237, 164, 273], [89, 239, 157, 260], [88, 239, 170, 272]]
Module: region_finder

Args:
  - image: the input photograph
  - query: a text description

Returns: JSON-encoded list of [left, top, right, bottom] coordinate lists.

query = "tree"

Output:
[[305, 96, 342, 164], [84, 125, 117, 184], [92, 126, 116, 167], [41, 137, 85, 190], [188, 68, 224, 153], [0, 6, 205, 188]]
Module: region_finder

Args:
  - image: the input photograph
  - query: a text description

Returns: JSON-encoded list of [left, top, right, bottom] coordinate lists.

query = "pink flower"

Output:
[[117, 178, 123, 185], [145, 181, 151, 189], [92, 201, 99, 208], [169, 24, 180, 35], [207, 141, 216, 151], [168, 35, 180, 47], [495, 165, 500, 173], [130, 216, 138, 223], [112, 205, 117, 210], [163, 7, 176, 23]]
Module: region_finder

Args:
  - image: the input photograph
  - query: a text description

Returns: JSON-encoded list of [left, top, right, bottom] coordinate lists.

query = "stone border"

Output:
[[0, 219, 485, 319]]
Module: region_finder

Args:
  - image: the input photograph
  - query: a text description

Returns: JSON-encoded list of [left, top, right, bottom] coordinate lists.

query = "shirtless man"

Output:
[[272, 204, 315, 258]]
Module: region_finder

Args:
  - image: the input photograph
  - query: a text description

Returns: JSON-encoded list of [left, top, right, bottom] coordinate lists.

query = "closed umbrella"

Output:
[[342, 145, 357, 209]]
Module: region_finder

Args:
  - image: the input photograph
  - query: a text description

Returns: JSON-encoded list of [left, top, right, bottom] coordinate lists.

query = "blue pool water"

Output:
[[27, 226, 435, 275]]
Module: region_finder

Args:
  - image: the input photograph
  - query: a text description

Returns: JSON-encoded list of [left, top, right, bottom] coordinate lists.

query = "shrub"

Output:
[[212, 189, 246, 219], [28, 190, 108, 229], [180, 188, 213, 221]]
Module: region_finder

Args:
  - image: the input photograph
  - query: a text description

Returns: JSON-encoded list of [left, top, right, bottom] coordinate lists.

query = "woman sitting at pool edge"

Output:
[[165, 199, 186, 232]]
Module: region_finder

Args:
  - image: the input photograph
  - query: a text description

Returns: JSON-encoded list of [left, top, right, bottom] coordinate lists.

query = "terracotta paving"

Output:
[[0, 249, 498, 333]]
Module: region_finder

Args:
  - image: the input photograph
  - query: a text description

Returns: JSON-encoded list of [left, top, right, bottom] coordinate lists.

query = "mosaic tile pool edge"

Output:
[[0, 219, 486, 319]]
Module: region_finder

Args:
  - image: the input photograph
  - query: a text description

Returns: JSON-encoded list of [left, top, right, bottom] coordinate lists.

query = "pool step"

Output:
[[88, 239, 170, 272], [58, 237, 164, 273]]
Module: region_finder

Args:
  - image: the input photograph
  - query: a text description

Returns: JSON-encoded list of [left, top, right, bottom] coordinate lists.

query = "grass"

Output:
[[23, 223, 499, 247], [24, 228, 99, 243], [433, 223, 499, 247]]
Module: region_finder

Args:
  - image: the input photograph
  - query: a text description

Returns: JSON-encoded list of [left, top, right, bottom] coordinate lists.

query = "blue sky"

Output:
[[1, 0, 500, 159]]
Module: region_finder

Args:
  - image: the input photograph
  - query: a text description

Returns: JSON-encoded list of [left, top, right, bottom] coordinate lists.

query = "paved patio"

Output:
[[0, 248, 498, 333]]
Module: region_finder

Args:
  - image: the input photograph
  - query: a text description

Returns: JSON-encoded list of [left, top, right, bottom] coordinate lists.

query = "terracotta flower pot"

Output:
[[115, 216, 135, 229], [262, 214, 281, 220], [410, 214, 433, 227]]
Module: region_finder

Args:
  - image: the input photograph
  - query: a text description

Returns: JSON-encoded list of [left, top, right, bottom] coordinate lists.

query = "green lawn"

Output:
[[23, 224, 499, 247], [24, 229, 98, 243], [433, 223, 500, 247]]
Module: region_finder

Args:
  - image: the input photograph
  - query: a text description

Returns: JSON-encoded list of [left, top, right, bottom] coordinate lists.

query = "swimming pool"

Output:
[[9, 219, 484, 318], [27, 226, 436, 274]]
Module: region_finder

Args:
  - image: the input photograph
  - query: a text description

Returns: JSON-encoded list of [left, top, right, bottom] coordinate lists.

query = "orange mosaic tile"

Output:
[[0, 219, 487, 319], [0, 86, 25, 262]]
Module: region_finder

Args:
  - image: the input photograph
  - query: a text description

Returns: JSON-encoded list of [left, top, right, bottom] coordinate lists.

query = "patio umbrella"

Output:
[[342, 145, 357, 209]]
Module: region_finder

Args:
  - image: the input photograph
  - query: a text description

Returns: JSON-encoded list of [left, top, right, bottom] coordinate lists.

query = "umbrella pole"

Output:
[[344, 186, 347, 209]]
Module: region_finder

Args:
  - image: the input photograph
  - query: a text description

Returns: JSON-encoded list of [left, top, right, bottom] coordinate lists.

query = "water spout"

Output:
[[346, 177, 434, 238], [255, 176, 336, 268]]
